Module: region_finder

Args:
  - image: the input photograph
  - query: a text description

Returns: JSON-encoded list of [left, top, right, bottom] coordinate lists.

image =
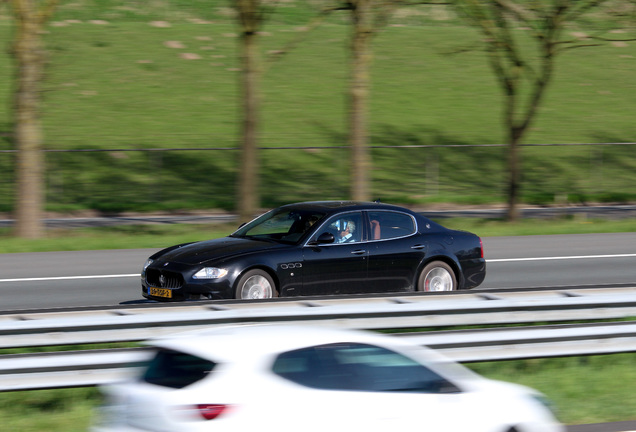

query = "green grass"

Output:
[[1, 215, 636, 253], [0, 223, 238, 253], [469, 354, 636, 425], [1, 3, 635, 212], [443, 216, 636, 237], [0, 387, 99, 432]]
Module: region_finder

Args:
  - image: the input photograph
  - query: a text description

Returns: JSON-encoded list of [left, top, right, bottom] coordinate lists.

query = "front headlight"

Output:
[[193, 267, 228, 279], [143, 259, 154, 271]]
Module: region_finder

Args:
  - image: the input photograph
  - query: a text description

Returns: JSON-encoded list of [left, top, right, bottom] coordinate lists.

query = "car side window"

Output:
[[367, 211, 416, 240], [314, 212, 363, 244], [272, 343, 459, 394]]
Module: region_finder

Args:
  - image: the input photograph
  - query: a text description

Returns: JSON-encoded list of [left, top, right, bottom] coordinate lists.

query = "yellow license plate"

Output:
[[149, 287, 172, 298]]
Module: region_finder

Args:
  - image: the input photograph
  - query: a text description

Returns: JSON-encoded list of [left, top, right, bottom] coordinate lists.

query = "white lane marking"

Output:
[[0, 274, 138, 283], [488, 253, 636, 263], [2, 253, 636, 283]]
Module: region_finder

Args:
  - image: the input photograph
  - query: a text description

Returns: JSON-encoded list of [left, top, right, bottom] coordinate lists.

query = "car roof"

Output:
[[279, 201, 417, 215], [146, 324, 426, 362]]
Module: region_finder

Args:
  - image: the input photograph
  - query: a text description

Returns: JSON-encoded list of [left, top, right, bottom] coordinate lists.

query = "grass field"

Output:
[[470, 354, 636, 425], [1, 2, 635, 212], [2, 215, 636, 253]]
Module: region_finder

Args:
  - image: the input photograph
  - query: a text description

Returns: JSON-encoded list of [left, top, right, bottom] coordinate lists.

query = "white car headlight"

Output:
[[193, 267, 228, 279], [143, 259, 154, 271]]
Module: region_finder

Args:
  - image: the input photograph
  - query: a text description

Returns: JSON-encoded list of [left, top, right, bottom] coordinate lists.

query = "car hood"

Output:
[[154, 236, 289, 265]]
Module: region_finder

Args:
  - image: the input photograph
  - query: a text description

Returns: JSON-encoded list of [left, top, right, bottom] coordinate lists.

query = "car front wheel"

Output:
[[235, 270, 278, 299], [417, 261, 457, 292]]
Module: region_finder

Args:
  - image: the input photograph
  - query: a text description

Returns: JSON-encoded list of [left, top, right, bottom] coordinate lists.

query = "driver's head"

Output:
[[341, 219, 355, 234]]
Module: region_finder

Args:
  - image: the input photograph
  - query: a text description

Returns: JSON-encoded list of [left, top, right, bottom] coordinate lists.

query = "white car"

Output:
[[92, 324, 564, 432]]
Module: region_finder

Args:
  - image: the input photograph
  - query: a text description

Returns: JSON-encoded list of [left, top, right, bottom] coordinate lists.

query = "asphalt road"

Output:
[[1, 232, 636, 311], [482, 233, 636, 289]]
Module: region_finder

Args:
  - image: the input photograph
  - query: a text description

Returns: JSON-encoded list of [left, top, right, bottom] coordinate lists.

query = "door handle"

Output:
[[411, 244, 426, 250], [351, 249, 366, 255]]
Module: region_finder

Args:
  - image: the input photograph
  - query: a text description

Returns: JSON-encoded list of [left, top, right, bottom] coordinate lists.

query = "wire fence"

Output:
[[1, 142, 636, 213]]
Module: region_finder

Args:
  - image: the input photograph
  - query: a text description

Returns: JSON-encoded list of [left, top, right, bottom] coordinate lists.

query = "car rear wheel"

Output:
[[235, 270, 278, 299], [417, 261, 456, 292]]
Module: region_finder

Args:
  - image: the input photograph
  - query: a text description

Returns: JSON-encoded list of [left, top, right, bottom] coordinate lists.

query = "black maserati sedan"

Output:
[[141, 201, 486, 301]]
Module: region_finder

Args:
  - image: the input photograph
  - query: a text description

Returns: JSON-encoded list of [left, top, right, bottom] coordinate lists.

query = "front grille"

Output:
[[146, 268, 184, 289]]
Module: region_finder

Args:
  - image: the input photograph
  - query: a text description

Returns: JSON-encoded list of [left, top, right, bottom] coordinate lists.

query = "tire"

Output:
[[235, 269, 278, 299], [417, 261, 457, 292]]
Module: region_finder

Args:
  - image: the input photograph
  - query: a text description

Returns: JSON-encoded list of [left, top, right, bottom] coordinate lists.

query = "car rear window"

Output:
[[142, 349, 217, 389]]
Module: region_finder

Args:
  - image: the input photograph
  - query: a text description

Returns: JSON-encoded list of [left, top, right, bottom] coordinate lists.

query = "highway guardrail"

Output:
[[2, 286, 636, 391]]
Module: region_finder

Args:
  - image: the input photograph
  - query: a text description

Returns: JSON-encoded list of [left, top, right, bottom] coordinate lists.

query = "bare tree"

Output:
[[8, 0, 58, 238], [328, 0, 401, 201], [453, 0, 635, 220], [233, 1, 341, 221], [338, 1, 447, 201], [266, 0, 381, 203]]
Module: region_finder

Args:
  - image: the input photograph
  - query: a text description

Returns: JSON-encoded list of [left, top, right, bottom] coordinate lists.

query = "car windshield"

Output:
[[231, 208, 326, 244]]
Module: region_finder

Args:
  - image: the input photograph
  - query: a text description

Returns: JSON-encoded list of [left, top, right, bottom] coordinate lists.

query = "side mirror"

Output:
[[308, 232, 335, 245]]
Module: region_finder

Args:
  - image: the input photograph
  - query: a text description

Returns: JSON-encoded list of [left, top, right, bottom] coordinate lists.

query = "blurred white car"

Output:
[[92, 324, 563, 432]]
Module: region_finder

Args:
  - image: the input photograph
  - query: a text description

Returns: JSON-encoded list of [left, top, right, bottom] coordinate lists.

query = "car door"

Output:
[[301, 211, 368, 295], [365, 210, 426, 292]]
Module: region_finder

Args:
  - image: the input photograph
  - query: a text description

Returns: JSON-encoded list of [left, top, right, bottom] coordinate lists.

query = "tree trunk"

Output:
[[502, 69, 520, 222], [349, 0, 373, 202], [506, 128, 522, 221], [237, 30, 260, 223], [13, 2, 46, 238], [505, 55, 554, 222]]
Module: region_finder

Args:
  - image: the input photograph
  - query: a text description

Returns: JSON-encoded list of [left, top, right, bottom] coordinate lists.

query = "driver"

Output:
[[336, 219, 356, 243]]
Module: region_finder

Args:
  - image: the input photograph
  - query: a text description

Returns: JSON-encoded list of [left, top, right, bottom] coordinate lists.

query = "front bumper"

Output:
[[141, 263, 235, 301]]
